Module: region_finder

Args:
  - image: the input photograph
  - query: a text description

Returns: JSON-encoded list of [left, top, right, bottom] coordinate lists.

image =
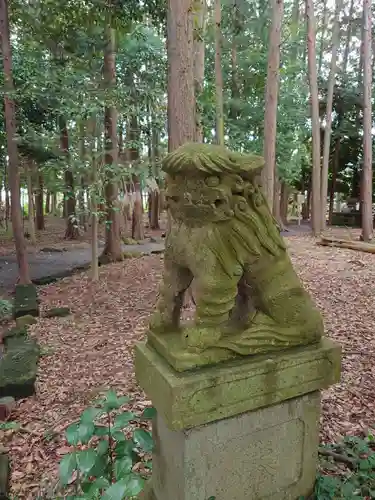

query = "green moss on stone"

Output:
[[44, 307, 71, 318], [149, 143, 324, 369], [2, 326, 27, 346], [0, 338, 40, 399], [122, 237, 138, 245], [13, 284, 39, 319], [0, 451, 9, 500], [16, 315, 38, 328]]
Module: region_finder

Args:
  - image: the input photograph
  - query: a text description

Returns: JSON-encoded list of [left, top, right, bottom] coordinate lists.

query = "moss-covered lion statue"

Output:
[[148, 143, 324, 371]]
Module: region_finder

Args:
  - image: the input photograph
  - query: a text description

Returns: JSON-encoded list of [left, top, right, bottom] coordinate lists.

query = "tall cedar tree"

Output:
[[0, 0, 31, 283]]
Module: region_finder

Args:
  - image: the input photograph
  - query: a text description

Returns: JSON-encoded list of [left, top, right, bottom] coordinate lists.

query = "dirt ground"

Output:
[[0, 233, 374, 498]]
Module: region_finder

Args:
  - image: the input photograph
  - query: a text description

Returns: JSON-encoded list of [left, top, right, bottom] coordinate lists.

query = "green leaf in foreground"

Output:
[[141, 407, 156, 420], [133, 429, 154, 452], [102, 475, 145, 499], [59, 452, 77, 486], [77, 449, 97, 475], [114, 456, 133, 480]]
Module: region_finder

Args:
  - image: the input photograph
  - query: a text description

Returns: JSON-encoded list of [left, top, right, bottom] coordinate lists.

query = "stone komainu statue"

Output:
[[149, 143, 323, 370]]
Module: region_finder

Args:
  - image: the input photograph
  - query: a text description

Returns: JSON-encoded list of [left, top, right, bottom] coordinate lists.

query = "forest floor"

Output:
[[1, 232, 374, 498]]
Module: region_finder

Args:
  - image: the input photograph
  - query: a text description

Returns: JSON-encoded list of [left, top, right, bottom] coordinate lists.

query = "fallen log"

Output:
[[317, 236, 375, 254]]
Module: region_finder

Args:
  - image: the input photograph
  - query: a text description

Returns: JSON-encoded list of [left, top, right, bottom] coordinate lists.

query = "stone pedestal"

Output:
[[135, 337, 341, 500]]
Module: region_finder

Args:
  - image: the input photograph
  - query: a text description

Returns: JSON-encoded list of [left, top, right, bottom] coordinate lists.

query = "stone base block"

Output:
[[13, 284, 39, 319], [144, 392, 320, 500], [135, 337, 341, 430]]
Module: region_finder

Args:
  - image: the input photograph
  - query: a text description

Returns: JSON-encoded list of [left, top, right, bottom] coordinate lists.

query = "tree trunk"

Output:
[[361, 0, 373, 241], [320, 0, 342, 231], [0, 0, 31, 283], [45, 191, 51, 214], [280, 181, 289, 225], [129, 113, 144, 241], [35, 168, 45, 230], [328, 137, 340, 225], [273, 174, 281, 223], [132, 177, 144, 241], [52, 192, 57, 215], [59, 117, 79, 239], [193, 0, 206, 142], [305, 0, 321, 235], [150, 191, 160, 230], [230, 0, 242, 122], [262, 0, 283, 210], [167, 0, 196, 151], [26, 160, 37, 245], [78, 122, 87, 231], [5, 185, 9, 227], [214, 0, 224, 145], [101, 13, 122, 262], [317, 0, 328, 73], [88, 115, 99, 280], [318, 236, 375, 254]]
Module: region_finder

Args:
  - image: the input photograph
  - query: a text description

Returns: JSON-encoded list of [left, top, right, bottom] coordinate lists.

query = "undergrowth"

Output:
[[313, 432, 375, 499]]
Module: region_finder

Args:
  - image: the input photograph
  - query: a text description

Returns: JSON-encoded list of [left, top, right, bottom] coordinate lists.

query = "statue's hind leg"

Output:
[[216, 310, 321, 355]]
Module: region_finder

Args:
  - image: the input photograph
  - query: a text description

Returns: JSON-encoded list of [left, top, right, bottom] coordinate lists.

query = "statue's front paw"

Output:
[[183, 326, 222, 351], [149, 312, 175, 333]]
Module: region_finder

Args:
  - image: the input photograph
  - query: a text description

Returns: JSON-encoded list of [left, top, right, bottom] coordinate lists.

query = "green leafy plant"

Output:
[[58, 390, 156, 499], [314, 432, 375, 499]]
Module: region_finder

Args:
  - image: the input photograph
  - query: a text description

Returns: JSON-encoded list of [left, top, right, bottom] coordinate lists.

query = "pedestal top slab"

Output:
[[135, 337, 341, 430]]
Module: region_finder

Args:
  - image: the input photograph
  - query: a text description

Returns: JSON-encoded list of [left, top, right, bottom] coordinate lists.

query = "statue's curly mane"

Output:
[[163, 143, 286, 277], [162, 143, 264, 179]]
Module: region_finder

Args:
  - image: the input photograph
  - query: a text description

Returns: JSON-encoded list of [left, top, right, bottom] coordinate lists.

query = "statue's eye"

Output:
[[205, 176, 220, 187], [214, 198, 225, 208]]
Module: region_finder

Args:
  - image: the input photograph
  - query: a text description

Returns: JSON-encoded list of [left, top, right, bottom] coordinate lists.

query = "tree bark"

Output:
[[128, 113, 144, 241], [100, 10, 122, 262], [280, 181, 289, 225], [88, 115, 99, 281], [230, 0, 242, 121], [193, 0, 206, 142], [328, 136, 340, 225], [26, 160, 37, 245], [150, 124, 160, 230], [0, 0, 31, 283], [317, 0, 329, 73], [59, 119, 79, 239], [45, 191, 51, 214], [318, 236, 375, 254], [167, 0, 196, 151], [78, 121, 87, 231], [361, 0, 373, 241], [35, 168, 45, 230], [214, 0, 224, 145], [52, 192, 57, 215], [305, 0, 321, 235], [262, 0, 283, 210], [320, 0, 342, 231]]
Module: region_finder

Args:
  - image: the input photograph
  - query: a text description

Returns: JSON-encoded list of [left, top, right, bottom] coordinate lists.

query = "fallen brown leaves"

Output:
[[1, 235, 375, 498]]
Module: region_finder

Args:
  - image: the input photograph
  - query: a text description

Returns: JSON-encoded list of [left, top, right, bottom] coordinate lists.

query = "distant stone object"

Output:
[[44, 307, 71, 319], [15, 315, 37, 328], [0, 447, 9, 500], [13, 284, 39, 319], [148, 143, 324, 371], [0, 325, 39, 399]]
